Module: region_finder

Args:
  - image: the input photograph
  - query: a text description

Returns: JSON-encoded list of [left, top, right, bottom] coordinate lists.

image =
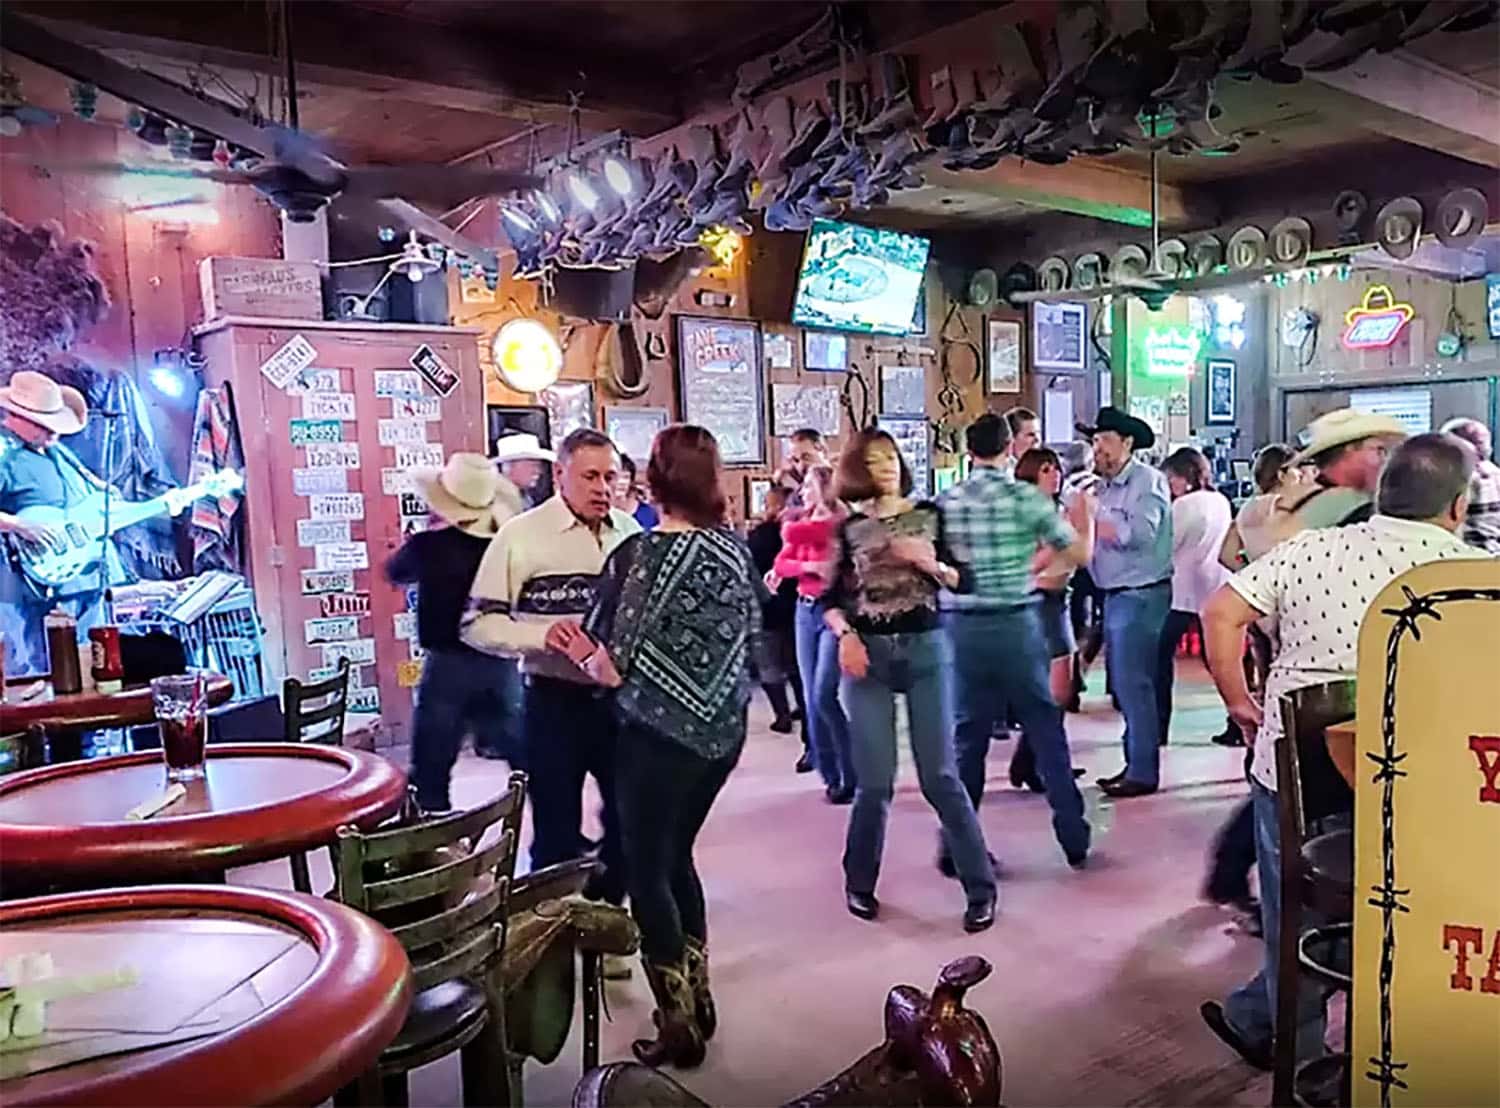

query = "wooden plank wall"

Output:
[[0, 115, 282, 479]]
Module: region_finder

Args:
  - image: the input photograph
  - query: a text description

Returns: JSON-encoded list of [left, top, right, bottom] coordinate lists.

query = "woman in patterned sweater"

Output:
[[577, 425, 761, 1070]]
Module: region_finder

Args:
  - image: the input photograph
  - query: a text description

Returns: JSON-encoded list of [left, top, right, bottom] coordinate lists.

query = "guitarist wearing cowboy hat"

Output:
[[0, 369, 123, 676]]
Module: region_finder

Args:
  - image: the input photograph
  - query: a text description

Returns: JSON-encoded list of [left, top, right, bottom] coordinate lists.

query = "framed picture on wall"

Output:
[[1033, 302, 1087, 371], [803, 331, 848, 372], [676, 315, 765, 466], [746, 477, 773, 519], [877, 415, 931, 498], [1206, 358, 1236, 425], [879, 362, 926, 415], [986, 318, 1022, 393], [540, 381, 594, 442], [605, 406, 669, 468]]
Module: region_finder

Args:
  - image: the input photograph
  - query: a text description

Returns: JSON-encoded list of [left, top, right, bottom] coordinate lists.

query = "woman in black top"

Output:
[[576, 425, 760, 1070], [821, 429, 997, 934]]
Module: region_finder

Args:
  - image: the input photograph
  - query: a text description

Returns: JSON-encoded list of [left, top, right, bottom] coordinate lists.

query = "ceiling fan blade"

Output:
[[6, 158, 249, 184], [341, 165, 543, 201], [1167, 269, 1268, 295], [1009, 285, 1113, 305]]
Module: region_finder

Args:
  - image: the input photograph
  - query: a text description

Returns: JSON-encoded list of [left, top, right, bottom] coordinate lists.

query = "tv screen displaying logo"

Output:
[[791, 219, 931, 336]]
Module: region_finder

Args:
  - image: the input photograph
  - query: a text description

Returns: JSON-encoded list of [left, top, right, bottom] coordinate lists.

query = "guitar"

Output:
[[5, 469, 244, 592]]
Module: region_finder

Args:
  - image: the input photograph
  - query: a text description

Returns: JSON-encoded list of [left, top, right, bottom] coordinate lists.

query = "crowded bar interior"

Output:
[[1, 2, 1498, 1106]]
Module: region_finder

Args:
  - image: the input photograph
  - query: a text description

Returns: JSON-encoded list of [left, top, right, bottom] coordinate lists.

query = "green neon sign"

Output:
[[1143, 326, 1201, 378]]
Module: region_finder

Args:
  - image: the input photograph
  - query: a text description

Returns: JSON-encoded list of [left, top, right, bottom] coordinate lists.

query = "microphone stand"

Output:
[[95, 409, 121, 621]]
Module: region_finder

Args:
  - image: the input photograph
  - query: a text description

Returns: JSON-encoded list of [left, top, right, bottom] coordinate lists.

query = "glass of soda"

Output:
[[151, 674, 207, 781]]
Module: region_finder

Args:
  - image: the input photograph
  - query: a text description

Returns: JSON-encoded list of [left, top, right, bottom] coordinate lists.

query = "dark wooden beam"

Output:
[[9, 1, 679, 134]]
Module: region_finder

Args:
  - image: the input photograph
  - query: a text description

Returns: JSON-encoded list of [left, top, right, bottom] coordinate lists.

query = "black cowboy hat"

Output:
[[1075, 405, 1156, 450]]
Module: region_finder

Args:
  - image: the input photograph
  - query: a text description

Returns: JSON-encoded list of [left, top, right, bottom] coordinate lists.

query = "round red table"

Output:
[[0, 884, 411, 1106], [0, 743, 406, 892]]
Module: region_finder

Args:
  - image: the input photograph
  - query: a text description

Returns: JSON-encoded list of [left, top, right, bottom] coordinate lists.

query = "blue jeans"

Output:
[[840, 631, 996, 905], [1102, 581, 1171, 786], [947, 607, 1090, 862], [794, 599, 855, 792], [1224, 779, 1333, 1059], [410, 647, 518, 810], [480, 656, 524, 763]]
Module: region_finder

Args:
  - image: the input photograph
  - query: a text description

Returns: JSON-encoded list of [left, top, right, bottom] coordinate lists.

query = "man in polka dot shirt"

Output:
[[1195, 433, 1492, 1072]]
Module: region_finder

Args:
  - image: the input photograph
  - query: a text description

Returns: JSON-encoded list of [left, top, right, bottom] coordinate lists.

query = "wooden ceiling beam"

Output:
[[1287, 34, 1500, 169], [8, 2, 679, 134], [0, 10, 498, 265], [922, 161, 1215, 230]]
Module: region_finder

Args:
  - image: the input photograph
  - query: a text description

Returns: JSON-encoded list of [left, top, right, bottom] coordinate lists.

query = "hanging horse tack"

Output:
[[596, 320, 652, 399]]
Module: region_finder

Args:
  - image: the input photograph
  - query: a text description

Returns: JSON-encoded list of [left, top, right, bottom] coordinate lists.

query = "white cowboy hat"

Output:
[[491, 432, 555, 464], [0, 370, 87, 435], [415, 453, 508, 537], [1292, 408, 1408, 467]]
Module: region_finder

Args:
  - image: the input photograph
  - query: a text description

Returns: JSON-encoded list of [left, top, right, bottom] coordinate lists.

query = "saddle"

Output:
[[573, 956, 1001, 1108]]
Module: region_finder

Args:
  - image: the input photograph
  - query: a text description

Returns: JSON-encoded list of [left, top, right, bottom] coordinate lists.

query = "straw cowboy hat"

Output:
[[491, 432, 555, 464], [1291, 408, 1408, 467], [0, 370, 87, 435], [415, 453, 519, 538]]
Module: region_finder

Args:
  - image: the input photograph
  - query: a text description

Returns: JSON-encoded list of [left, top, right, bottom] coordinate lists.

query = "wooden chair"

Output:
[[283, 657, 351, 892], [1273, 680, 1357, 1108], [332, 771, 527, 1108]]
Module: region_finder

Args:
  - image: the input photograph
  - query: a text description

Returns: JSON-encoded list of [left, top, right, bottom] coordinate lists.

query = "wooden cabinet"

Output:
[[194, 316, 485, 749]]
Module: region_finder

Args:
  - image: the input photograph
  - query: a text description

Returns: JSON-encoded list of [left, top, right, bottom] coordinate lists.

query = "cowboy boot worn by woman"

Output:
[[683, 935, 716, 1039], [634, 958, 706, 1069]]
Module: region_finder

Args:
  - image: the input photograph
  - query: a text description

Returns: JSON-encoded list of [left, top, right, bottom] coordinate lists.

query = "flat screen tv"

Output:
[[791, 219, 931, 336]]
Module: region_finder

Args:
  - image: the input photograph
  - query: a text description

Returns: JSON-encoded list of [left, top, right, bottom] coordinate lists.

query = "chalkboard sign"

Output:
[[1033, 302, 1087, 371], [877, 415, 931, 498], [676, 316, 765, 465], [771, 382, 841, 436]]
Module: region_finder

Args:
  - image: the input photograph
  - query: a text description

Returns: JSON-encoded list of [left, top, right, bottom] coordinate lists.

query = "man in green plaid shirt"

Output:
[[938, 414, 1094, 872]]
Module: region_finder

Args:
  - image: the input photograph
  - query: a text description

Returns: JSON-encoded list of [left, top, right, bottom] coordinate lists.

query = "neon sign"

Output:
[[1143, 326, 1201, 377], [1342, 285, 1415, 349]]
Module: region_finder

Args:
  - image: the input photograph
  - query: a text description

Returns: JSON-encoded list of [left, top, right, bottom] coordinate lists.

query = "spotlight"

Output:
[[501, 206, 539, 239], [603, 155, 635, 198], [149, 364, 186, 398], [492, 317, 562, 392], [566, 172, 601, 213], [532, 189, 562, 227]]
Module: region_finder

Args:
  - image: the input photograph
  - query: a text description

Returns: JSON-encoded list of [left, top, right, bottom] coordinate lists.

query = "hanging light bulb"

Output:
[[566, 172, 601, 213], [602, 154, 635, 198]]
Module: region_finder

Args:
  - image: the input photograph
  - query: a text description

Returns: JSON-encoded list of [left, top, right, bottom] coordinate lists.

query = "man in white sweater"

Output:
[[463, 428, 640, 907]]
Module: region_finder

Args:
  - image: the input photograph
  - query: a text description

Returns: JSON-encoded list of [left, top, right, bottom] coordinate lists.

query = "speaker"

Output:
[[388, 269, 450, 325]]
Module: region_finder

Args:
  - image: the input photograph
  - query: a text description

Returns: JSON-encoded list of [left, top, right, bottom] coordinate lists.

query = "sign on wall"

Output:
[[1352, 560, 1500, 1108], [676, 316, 765, 466], [876, 415, 930, 499], [770, 382, 840, 437], [1032, 302, 1087, 371], [1342, 285, 1415, 350]]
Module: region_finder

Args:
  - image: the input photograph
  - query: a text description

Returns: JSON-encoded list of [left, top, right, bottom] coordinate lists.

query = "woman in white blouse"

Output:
[[1156, 447, 1233, 745]]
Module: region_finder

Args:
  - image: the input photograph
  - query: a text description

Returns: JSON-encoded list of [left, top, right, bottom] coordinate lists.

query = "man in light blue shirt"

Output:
[[1078, 407, 1172, 797]]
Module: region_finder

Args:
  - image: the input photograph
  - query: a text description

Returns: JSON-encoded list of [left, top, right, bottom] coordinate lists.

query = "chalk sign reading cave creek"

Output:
[[676, 316, 764, 466]]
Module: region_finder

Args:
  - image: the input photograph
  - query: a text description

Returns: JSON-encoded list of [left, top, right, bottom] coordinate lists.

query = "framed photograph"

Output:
[[1206, 358, 1236, 425], [746, 477, 773, 519], [1033, 302, 1088, 371], [879, 362, 925, 415], [676, 315, 765, 466], [539, 381, 594, 442], [803, 330, 848, 372], [605, 406, 669, 468], [770, 382, 841, 437], [986, 318, 1022, 393], [876, 415, 931, 498]]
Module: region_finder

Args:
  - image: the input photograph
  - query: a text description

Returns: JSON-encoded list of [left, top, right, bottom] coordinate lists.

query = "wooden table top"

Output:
[[0, 675, 234, 733], [0, 884, 410, 1107], [0, 744, 406, 890]]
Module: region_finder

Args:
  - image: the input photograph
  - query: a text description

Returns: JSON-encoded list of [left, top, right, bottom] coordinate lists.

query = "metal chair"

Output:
[[283, 657, 351, 892], [332, 771, 527, 1108], [1273, 680, 1357, 1108]]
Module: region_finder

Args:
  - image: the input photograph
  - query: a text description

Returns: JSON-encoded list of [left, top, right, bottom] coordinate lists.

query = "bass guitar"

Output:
[[5, 469, 243, 592]]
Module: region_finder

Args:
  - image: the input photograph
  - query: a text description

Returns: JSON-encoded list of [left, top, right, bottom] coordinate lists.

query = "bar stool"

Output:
[[1274, 680, 1357, 1107]]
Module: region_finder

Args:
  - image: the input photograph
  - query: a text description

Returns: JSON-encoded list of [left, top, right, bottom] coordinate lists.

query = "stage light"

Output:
[[150, 364, 186, 398], [566, 172, 601, 213], [492, 317, 563, 393], [532, 190, 562, 227], [501, 206, 539, 238], [603, 155, 635, 198]]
